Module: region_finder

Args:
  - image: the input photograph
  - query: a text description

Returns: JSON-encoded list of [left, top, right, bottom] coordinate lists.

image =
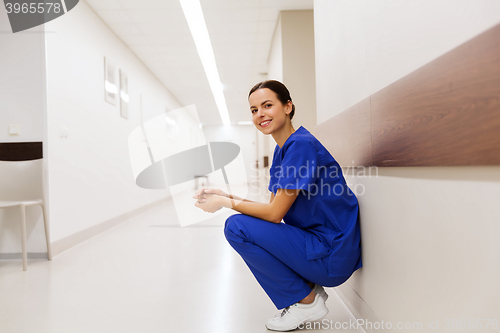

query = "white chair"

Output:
[[0, 159, 52, 271]]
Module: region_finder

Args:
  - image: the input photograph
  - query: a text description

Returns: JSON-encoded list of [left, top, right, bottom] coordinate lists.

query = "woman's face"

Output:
[[249, 88, 292, 135]]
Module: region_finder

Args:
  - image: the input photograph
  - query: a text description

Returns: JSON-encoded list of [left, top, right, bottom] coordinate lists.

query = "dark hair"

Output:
[[248, 80, 295, 120]]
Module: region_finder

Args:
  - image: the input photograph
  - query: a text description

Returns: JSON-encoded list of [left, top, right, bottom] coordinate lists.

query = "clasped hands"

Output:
[[193, 188, 227, 213]]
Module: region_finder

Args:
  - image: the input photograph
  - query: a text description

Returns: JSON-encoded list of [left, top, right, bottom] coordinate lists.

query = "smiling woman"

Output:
[[193, 80, 362, 332], [249, 81, 295, 148]]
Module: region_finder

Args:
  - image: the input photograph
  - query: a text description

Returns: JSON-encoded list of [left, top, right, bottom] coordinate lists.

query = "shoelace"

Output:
[[280, 306, 290, 317]]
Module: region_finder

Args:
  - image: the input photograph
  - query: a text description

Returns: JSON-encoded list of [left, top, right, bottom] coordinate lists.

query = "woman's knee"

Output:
[[224, 214, 275, 244], [224, 214, 245, 242], [321, 275, 351, 288], [224, 214, 239, 232]]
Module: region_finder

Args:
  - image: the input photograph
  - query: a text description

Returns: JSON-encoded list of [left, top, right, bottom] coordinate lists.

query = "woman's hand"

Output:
[[194, 193, 224, 213], [193, 188, 228, 213], [192, 188, 228, 200]]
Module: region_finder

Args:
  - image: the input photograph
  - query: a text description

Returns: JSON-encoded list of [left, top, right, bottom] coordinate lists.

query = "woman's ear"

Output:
[[285, 101, 293, 114]]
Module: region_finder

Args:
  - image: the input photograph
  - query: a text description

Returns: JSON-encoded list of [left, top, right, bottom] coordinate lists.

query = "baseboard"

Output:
[[0, 253, 49, 260], [51, 197, 169, 257], [334, 281, 391, 333]]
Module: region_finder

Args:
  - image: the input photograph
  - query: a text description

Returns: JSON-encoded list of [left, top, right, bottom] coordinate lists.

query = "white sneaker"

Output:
[[313, 284, 329, 303], [270, 285, 328, 319], [265, 293, 329, 331], [270, 285, 329, 320]]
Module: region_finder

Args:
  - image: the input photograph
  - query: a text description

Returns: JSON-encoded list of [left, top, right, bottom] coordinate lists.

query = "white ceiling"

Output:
[[84, 0, 314, 126]]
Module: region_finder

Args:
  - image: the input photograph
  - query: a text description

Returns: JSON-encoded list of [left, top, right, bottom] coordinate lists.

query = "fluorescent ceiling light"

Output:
[[179, 0, 231, 126]]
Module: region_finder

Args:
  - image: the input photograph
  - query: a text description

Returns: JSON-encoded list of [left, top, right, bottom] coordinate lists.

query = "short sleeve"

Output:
[[268, 145, 279, 193], [269, 140, 319, 194]]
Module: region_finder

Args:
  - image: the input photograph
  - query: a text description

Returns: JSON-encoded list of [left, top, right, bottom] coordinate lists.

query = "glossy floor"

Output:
[[0, 197, 362, 333]]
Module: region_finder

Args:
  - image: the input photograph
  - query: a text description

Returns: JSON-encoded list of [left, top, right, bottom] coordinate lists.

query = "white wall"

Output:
[[267, 16, 283, 83], [314, 0, 500, 330], [280, 10, 316, 132], [268, 10, 316, 132], [44, 1, 182, 244], [0, 10, 44, 142]]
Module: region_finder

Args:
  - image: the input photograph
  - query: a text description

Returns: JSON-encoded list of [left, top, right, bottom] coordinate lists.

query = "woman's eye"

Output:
[[265, 104, 272, 108], [251, 109, 257, 113]]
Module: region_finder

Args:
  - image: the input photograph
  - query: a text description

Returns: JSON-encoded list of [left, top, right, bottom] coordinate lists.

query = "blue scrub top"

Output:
[[268, 126, 362, 278]]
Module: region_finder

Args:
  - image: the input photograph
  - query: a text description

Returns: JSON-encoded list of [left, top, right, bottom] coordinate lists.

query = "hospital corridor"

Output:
[[1, 1, 500, 332]]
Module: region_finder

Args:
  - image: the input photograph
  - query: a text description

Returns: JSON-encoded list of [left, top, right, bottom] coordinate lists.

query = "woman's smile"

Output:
[[260, 119, 272, 127]]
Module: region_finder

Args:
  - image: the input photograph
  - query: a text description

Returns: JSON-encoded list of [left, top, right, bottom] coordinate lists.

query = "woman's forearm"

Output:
[[228, 193, 254, 203], [220, 196, 280, 223]]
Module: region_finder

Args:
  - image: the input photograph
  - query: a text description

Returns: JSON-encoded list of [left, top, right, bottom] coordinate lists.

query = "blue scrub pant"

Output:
[[224, 214, 350, 309]]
